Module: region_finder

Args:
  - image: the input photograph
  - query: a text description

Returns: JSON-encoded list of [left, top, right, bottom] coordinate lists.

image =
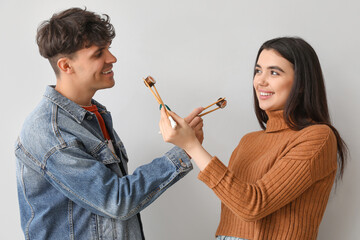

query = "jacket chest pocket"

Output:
[[90, 142, 125, 177]]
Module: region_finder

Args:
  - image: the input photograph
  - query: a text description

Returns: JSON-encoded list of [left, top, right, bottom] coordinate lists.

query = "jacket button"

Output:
[[179, 158, 187, 168]]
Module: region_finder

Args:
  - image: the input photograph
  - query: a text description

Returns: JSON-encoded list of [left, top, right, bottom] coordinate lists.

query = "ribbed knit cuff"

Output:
[[198, 156, 228, 188]]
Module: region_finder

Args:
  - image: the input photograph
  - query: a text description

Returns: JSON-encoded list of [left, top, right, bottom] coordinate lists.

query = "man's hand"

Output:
[[184, 107, 204, 144]]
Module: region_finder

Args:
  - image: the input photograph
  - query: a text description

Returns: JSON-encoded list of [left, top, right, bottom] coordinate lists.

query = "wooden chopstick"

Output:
[[199, 97, 226, 117], [143, 78, 161, 104], [202, 97, 225, 110], [199, 107, 220, 117], [143, 78, 169, 117]]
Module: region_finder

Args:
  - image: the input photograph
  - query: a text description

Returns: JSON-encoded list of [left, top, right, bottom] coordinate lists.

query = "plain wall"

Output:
[[1, 0, 359, 239]]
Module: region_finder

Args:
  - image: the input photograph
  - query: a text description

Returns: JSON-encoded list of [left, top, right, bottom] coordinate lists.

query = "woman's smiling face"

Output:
[[253, 49, 295, 111]]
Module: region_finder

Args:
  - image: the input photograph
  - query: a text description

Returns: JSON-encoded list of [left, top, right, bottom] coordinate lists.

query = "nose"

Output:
[[258, 77, 267, 85], [106, 49, 117, 64], [254, 74, 267, 87]]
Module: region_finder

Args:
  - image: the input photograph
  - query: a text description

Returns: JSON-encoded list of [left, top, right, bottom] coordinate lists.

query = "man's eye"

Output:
[[254, 69, 261, 74], [271, 71, 279, 76]]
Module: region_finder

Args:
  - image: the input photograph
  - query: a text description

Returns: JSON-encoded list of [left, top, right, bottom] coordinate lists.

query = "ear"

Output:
[[57, 57, 73, 74]]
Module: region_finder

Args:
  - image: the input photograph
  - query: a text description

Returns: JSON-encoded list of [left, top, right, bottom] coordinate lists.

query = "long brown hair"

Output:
[[253, 37, 347, 180]]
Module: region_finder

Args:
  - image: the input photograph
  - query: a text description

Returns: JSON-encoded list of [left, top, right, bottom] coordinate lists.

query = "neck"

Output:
[[55, 79, 95, 106], [265, 110, 289, 133]]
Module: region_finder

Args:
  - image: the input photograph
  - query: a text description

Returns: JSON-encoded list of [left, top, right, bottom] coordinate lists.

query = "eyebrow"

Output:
[[255, 64, 285, 73]]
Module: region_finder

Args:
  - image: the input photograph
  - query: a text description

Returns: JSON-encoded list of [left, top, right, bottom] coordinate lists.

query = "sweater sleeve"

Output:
[[198, 125, 337, 222]]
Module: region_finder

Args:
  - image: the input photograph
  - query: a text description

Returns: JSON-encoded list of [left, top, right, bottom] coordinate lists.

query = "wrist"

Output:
[[184, 141, 212, 171], [183, 139, 202, 154]]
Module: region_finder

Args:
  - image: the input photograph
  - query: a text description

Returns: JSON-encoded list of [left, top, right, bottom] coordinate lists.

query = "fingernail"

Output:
[[159, 104, 171, 111]]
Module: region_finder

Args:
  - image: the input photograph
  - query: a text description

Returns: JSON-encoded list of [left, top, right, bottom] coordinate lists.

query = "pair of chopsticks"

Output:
[[199, 97, 226, 117], [143, 76, 177, 128], [143, 76, 170, 117]]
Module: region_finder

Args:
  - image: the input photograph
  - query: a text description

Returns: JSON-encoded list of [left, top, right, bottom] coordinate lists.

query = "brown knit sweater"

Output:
[[198, 110, 337, 240]]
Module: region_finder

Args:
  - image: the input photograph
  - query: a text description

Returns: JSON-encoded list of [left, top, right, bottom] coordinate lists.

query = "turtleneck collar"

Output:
[[265, 110, 290, 133]]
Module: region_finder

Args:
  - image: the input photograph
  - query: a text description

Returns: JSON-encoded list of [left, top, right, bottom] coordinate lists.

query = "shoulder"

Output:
[[281, 124, 337, 165], [300, 124, 332, 134], [291, 124, 337, 177], [288, 124, 337, 154], [296, 124, 336, 146], [18, 98, 75, 156], [20, 99, 54, 138], [299, 124, 338, 181], [16, 99, 58, 164]]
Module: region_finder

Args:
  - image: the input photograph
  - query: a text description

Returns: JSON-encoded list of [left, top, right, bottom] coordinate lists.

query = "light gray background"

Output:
[[1, 0, 359, 239]]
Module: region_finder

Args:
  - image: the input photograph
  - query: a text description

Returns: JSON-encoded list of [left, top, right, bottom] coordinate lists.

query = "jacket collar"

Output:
[[265, 110, 289, 133], [43, 85, 108, 123]]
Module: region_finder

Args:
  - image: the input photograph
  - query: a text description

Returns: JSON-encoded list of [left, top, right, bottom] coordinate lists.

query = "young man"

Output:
[[15, 8, 203, 240]]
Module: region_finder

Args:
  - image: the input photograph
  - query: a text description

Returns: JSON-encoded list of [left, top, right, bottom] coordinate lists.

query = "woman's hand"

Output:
[[184, 107, 204, 144], [159, 108, 201, 152], [159, 107, 213, 171]]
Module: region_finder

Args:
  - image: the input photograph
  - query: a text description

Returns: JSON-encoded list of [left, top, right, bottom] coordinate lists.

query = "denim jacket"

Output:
[[15, 86, 192, 240]]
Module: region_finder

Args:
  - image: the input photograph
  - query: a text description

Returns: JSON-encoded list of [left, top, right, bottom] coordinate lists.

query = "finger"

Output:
[[159, 108, 173, 140], [188, 116, 203, 128], [192, 119, 203, 130], [184, 107, 204, 124], [194, 122, 204, 133], [160, 106, 168, 119], [159, 122, 169, 142], [159, 107, 171, 131]]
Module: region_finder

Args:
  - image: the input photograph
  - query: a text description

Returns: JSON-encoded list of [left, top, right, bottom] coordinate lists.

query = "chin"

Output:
[[105, 80, 116, 89], [259, 104, 270, 111], [109, 81, 115, 88]]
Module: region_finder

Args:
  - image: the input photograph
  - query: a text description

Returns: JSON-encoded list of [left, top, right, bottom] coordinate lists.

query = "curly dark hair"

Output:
[[36, 7, 115, 75]]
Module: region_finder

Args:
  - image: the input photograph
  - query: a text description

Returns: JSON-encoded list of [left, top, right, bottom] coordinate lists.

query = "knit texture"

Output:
[[198, 110, 337, 240]]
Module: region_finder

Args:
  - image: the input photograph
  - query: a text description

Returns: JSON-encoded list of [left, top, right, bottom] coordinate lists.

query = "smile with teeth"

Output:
[[102, 69, 113, 75], [260, 92, 274, 96]]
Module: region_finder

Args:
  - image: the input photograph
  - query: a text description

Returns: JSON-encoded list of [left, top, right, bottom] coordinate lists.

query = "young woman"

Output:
[[159, 37, 347, 240]]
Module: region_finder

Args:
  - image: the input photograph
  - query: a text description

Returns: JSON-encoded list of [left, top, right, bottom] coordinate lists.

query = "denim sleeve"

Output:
[[16, 140, 192, 220]]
